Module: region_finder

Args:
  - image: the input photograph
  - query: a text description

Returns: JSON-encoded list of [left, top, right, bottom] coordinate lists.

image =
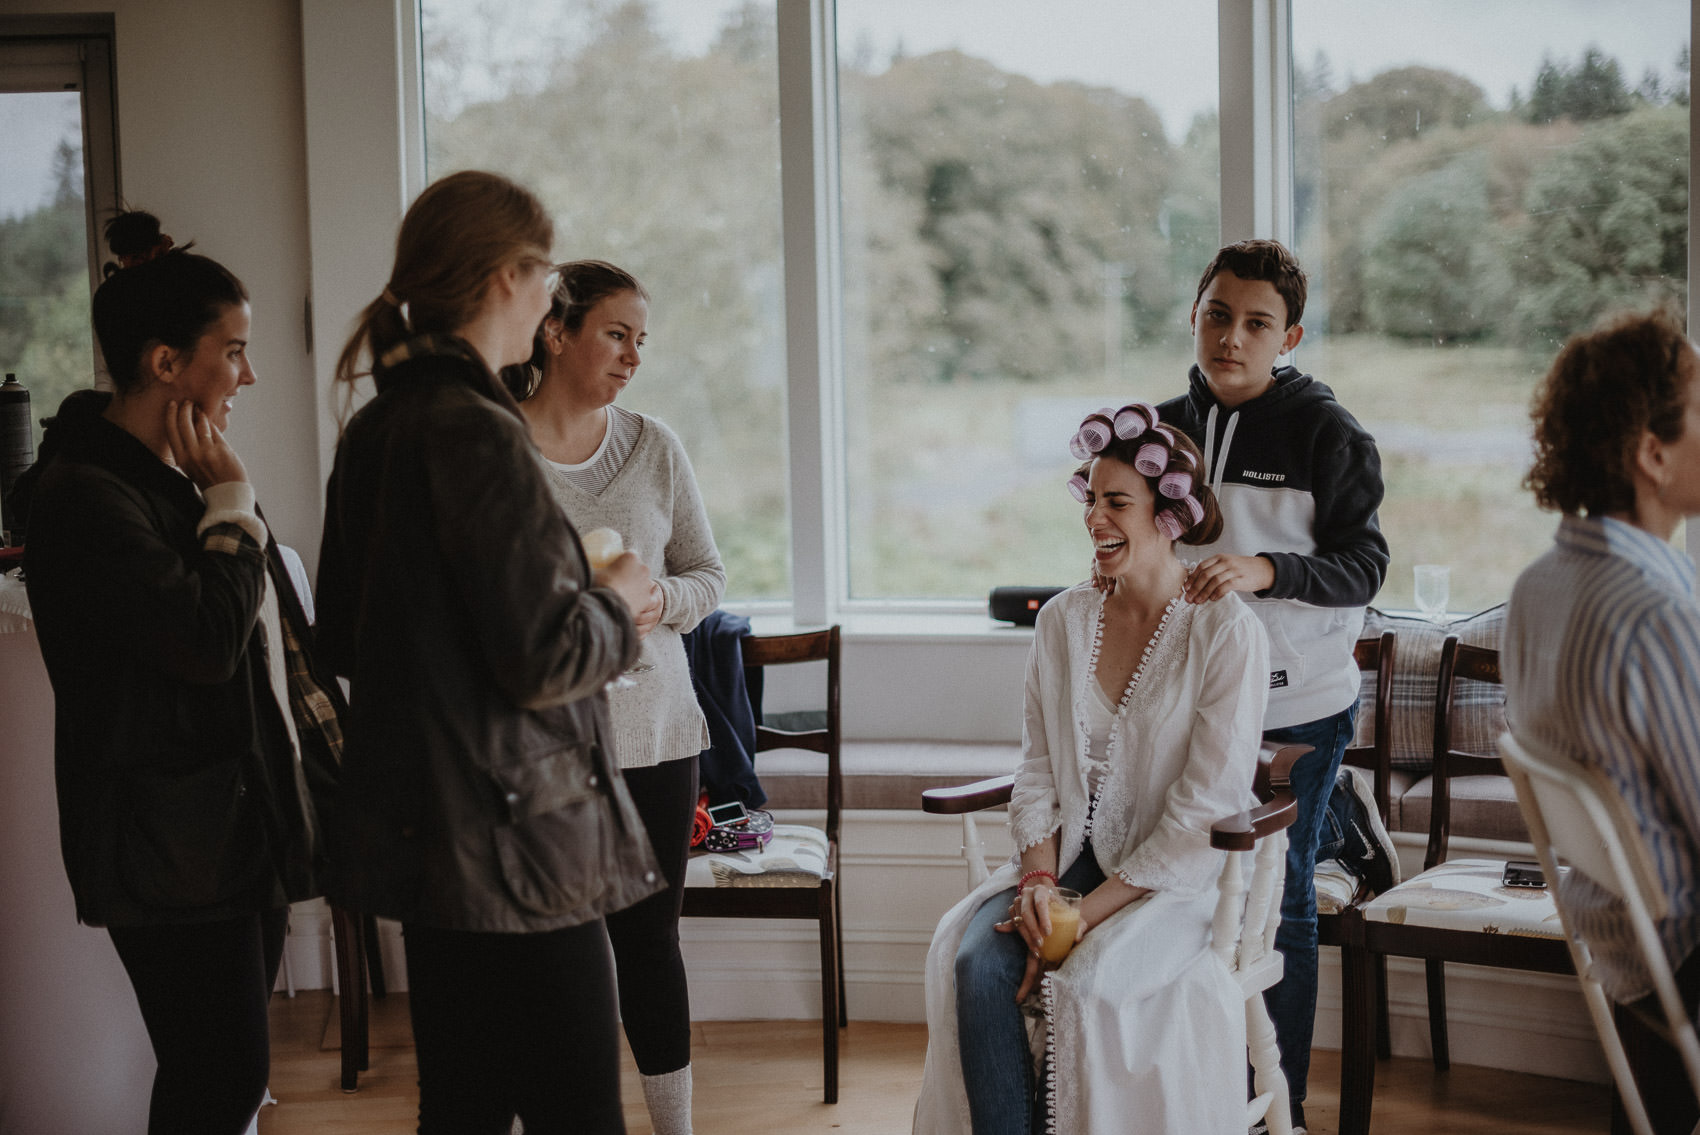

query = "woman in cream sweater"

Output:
[[505, 260, 724, 1135]]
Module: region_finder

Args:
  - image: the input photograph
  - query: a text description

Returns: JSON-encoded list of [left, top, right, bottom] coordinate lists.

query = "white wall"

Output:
[[25, 0, 325, 563]]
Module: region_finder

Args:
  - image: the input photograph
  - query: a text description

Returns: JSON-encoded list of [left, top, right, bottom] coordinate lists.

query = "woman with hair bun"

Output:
[[315, 171, 662, 1133], [21, 210, 345, 1134], [913, 405, 1271, 1135]]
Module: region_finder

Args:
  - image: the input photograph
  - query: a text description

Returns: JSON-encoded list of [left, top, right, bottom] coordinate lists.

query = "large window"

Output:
[[1292, 0, 1689, 612], [0, 20, 119, 455], [412, 1, 1693, 617], [836, 2, 1219, 600], [422, 0, 791, 600]]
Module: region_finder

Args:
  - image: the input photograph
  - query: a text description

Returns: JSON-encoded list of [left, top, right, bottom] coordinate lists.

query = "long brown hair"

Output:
[[334, 170, 553, 394]]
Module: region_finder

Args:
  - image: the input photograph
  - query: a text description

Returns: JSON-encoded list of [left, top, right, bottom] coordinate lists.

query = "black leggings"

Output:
[[606, 754, 698, 1076], [106, 906, 288, 1135], [404, 918, 625, 1134]]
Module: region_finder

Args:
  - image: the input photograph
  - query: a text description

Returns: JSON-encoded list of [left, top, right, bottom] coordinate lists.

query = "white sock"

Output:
[[640, 1065, 694, 1135]]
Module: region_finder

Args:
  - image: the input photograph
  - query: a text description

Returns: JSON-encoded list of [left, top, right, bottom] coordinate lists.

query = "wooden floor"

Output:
[[261, 990, 1610, 1134]]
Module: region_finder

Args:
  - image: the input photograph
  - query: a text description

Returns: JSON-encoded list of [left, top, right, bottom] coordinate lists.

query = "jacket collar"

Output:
[[46, 390, 203, 509], [1560, 514, 1697, 601], [373, 333, 527, 424]]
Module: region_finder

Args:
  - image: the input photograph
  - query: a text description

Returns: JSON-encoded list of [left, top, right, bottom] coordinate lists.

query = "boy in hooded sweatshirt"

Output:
[[1157, 238, 1389, 1133]]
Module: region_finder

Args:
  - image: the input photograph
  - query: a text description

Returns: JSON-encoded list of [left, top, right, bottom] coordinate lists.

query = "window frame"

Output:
[[320, 0, 1700, 628], [0, 14, 123, 377]]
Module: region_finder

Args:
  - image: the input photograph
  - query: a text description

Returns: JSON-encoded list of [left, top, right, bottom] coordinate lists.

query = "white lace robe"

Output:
[[914, 583, 1270, 1135]]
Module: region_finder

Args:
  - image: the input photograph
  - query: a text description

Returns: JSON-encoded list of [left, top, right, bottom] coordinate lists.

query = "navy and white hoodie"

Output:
[[1158, 364, 1389, 730]]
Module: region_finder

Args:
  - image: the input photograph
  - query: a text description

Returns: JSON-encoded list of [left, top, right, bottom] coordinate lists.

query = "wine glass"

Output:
[[1413, 564, 1450, 624], [581, 527, 654, 687]]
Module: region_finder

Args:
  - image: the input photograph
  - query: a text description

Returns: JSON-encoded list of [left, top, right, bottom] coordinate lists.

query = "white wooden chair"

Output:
[[1499, 730, 1700, 1135], [922, 740, 1308, 1134]]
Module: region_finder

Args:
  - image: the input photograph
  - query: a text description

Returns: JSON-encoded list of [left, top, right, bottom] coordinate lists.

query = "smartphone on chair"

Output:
[[1502, 860, 1547, 889], [708, 801, 750, 829]]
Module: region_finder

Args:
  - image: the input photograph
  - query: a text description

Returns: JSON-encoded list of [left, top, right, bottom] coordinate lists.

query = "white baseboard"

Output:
[[275, 810, 1610, 1083]]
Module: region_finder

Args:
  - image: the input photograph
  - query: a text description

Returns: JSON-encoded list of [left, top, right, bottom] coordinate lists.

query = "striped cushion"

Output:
[[1315, 858, 1361, 916], [1352, 605, 1507, 773], [685, 824, 829, 888]]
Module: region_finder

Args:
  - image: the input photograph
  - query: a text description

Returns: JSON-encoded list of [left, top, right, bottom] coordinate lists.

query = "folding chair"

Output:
[[1500, 729, 1700, 1135]]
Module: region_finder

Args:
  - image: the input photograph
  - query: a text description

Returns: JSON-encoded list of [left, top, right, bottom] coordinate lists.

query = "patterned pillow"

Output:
[[1352, 604, 1507, 773]]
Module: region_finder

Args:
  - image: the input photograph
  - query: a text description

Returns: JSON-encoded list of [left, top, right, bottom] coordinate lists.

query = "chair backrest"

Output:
[[742, 626, 841, 844], [1499, 731, 1667, 921], [1426, 636, 1504, 869], [1347, 631, 1397, 820]]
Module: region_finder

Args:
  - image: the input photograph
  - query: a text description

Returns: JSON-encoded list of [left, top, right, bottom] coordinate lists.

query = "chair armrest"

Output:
[[921, 774, 1015, 815], [1254, 741, 1312, 797], [1211, 791, 1299, 851], [1216, 742, 1311, 851]]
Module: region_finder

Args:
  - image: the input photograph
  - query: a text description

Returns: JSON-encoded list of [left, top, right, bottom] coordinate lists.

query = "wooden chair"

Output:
[[923, 741, 1310, 1134], [1318, 632, 1398, 1058], [1337, 638, 1572, 1135], [328, 905, 372, 1092], [1500, 730, 1700, 1135], [681, 626, 844, 1102]]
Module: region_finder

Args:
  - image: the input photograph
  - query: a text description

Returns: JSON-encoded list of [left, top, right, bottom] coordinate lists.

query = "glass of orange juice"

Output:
[[1039, 888, 1083, 964]]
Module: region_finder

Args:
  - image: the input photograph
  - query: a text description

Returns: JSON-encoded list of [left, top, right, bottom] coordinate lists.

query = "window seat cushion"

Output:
[[758, 741, 1019, 812]]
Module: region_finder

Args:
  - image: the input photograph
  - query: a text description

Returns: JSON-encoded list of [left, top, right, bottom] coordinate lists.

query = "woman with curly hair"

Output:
[[1506, 306, 1700, 1135]]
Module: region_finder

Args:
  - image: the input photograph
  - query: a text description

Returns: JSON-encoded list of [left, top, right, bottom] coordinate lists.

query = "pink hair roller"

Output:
[[1154, 510, 1186, 541], [1158, 469, 1194, 499], [1069, 414, 1114, 460], [1066, 473, 1090, 502], [1113, 403, 1158, 439], [1180, 495, 1205, 525], [1134, 441, 1168, 477]]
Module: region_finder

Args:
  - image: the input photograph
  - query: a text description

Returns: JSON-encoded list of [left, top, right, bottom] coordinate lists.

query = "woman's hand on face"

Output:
[[164, 400, 248, 490], [1090, 562, 1115, 596], [593, 551, 655, 621], [631, 581, 665, 638]]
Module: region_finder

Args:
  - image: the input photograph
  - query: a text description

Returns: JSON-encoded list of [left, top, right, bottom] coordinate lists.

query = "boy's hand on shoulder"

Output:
[[1183, 554, 1275, 604]]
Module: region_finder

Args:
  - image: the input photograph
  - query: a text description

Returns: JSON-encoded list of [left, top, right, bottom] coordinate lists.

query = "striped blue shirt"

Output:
[[1504, 515, 1700, 1002]]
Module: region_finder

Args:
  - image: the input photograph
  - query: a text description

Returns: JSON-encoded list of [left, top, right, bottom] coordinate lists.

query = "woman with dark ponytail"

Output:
[[21, 211, 345, 1135], [315, 170, 662, 1133]]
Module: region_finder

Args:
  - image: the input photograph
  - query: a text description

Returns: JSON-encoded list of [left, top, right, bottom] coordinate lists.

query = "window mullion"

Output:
[[777, 0, 844, 626], [1217, 0, 1292, 243]]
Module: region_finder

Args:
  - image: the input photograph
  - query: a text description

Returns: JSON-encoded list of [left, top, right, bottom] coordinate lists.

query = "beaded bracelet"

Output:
[[1018, 868, 1059, 894]]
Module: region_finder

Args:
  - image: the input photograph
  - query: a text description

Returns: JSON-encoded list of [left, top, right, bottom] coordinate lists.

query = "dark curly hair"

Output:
[[1526, 306, 1692, 517], [1075, 420, 1223, 546], [1193, 238, 1307, 328]]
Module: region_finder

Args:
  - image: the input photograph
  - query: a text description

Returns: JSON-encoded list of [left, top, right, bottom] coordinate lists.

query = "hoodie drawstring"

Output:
[[1202, 403, 1241, 495]]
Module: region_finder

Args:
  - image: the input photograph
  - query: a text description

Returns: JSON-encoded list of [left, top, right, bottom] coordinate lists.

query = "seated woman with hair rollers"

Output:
[[913, 403, 1271, 1135]]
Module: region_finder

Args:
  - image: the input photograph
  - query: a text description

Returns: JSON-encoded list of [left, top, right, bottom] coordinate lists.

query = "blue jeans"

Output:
[[955, 848, 1107, 1135], [1261, 704, 1356, 1127]]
